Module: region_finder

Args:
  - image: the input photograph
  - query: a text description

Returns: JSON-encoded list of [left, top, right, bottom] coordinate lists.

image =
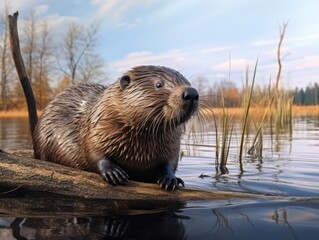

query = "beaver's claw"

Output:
[[97, 158, 129, 185], [157, 175, 185, 190]]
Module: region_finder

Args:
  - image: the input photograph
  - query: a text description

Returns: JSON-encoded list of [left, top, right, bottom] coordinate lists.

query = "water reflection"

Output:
[[0, 200, 318, 240], [1, 116, 319, 239], [10, 212, 186, 239], [0, 117, 32, 149]]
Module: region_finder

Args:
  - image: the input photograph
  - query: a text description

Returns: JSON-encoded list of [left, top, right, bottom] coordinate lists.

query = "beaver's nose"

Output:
[[182, 87, 199, 102]]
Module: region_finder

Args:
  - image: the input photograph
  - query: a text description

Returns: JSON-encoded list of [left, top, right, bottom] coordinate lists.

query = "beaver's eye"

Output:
[[155, 82, 163, 88]]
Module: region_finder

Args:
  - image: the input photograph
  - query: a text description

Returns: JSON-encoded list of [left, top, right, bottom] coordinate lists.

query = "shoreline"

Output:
[[0, 105, 319, 118]]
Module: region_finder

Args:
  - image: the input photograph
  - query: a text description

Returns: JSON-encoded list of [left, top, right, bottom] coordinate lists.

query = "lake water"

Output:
[[0, 116, 318, 239]]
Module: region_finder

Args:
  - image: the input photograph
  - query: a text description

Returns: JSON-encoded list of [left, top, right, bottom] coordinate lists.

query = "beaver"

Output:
[[31, 66, 199, 190]]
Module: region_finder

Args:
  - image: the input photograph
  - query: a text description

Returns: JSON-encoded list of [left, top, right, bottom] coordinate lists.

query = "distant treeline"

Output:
[[292, 83, 319, 105], [192, 77, 319, 108]]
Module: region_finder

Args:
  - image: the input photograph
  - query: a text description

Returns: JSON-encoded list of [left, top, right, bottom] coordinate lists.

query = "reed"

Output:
[[219, 110, 233, 174], [212, 55, 236, 174], [208, 58, 276, 174], [238, 59, 258, 172], [213, 102, 234, 174], [247, 97, 273, 159], [274, 90, 293, 131]]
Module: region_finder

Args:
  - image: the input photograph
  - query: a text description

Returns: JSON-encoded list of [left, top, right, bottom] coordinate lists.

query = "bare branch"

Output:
[[58, 21, 105, 84], [275, 21, 288, 98]]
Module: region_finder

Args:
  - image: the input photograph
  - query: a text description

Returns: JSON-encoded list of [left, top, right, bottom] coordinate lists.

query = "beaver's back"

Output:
[[33, 84, 106, 169]]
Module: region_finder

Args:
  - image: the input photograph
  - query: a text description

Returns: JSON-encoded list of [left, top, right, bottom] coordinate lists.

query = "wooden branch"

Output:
[[8, 11, 38, 135], [0, 150, 259, 201]]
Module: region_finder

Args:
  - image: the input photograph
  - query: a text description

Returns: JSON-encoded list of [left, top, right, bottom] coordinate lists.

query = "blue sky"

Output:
[[5, 0, 319, 88]]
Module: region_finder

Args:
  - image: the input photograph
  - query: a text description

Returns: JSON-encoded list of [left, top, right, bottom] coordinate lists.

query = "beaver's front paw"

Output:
[[97, 158, 129, 185], [157, 175, 185, 190]]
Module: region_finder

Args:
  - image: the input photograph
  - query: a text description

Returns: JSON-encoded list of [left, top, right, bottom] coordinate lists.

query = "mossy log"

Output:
[[0, 150, 259, 202]]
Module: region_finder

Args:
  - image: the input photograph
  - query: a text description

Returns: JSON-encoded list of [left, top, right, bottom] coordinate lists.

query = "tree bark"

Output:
[[0, 150, 258, 202]]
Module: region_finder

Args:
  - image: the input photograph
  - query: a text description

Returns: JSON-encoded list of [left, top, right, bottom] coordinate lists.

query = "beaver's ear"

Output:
[[120, 75, 131, 90]]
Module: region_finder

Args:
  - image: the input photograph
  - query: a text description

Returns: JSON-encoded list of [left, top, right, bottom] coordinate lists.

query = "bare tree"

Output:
[[0, 3, 13, 111], [57, 21, 106, 84], [22, 10, 37, 84], [33, 20, 53, 109], [52, 75, 71, 96], [10, 10, 54, 110], [0, 5, 8, 111], [78, 52, 105, 83]]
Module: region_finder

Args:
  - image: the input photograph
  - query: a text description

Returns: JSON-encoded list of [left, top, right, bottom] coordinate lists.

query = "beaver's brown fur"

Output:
[[33, 66, 199, 190]]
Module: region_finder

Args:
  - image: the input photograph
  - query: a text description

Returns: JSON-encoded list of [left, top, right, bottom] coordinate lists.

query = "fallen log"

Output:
[[0, 150, 258, 201]]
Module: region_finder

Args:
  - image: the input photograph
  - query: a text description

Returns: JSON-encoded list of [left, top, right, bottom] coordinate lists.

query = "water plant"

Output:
[[213, 99, 234, 174], [184, 23, 294, 175], [273, 22, 293, 132], [213, 55, 235, 174], [247, 97, 273, 159], [238, 59, 258, 172]]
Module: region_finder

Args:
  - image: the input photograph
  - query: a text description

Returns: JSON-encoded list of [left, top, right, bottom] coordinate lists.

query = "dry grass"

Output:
[[0, 105, 318, 118], [292, 105, 319, 117], [202, 105, 319, 118], [0, 110, 42, 118]]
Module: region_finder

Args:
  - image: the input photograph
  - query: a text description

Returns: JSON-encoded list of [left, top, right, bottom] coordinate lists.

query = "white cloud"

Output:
[[250, 39, 277, 47], [46, 14, 79, 28], [1, 0, 34, 10], [108, 43, 319, 89], [44, 15, 81, 45], [251, 34, 319, 47], [34, 4, 49, 15], [1, 0, 39, 15], [286, 55, 319, 71], [263, 47, 292, 59], [91, 0, 156, 22], [115, 17, 142, 28], [212, 58, 254, 71], [199, 46, 234, 54], [110, 50, 187, 73], [108, 45, 248, 81], [15, 13, 79, 49]]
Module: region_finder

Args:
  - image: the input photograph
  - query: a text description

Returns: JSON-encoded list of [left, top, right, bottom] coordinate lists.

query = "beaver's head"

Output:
[[115, 65, 199, 130]]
